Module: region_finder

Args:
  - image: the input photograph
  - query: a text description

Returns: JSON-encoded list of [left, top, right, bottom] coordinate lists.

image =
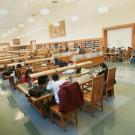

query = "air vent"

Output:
[[51, 0, 59, 4], [31, 14, 36, 17]]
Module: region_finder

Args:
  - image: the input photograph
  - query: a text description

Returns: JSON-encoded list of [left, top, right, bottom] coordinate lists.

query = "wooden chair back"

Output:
[[91, 74, 104, 104], [106, 67, 116, 97], [50, 82, 83, 131]]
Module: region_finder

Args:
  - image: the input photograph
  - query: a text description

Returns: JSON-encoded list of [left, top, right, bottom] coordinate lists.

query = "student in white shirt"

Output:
[[47, 73, 66, 104]]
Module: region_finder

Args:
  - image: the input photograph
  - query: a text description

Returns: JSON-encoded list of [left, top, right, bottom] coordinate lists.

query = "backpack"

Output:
[[28, 85, 45, 97]]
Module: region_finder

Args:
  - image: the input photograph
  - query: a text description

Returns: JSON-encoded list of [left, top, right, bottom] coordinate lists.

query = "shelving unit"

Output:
[[35, 38, 103, 52], [9, 44, 32, 51]]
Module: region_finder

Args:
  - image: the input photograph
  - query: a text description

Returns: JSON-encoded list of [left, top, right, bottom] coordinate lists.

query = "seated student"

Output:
[[54, 58, 60, 66], [130, 55, 135, 64], [20, 68, 33, 83], [65, 46, 69, 52], [38, 75, 48, 87], [97, 63, 108, 81], [15, 64, 22, 78], [93, 63, 108, 96], [2, 66, 14, 79], [47, 73, 67, 104], [79, 46, 85, 54], [59, 59, 68, 67]]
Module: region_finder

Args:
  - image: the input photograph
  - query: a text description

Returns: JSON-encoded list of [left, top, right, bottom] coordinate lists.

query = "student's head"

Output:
[[52, 73, 59, 81], [68, 61, 73, 65], [99, 63, 108, 70], [25, 69, 33, 79], [38, 75, 48, 85], [16, 64, 22, 68]]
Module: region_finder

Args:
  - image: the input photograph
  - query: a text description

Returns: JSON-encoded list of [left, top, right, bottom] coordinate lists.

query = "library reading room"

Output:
[[0, 0, 135, 135]]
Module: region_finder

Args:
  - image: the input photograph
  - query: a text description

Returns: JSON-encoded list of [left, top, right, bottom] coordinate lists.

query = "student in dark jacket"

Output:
[[97, 63, 108, 81], [97, 63, 108, 96]]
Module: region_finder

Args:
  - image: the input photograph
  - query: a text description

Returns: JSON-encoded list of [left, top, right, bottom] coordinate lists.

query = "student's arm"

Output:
[[46, 80, 54, 91]]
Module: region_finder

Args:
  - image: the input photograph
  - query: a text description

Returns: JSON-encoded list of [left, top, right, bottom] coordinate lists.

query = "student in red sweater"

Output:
[[20, 68, 33, 83]]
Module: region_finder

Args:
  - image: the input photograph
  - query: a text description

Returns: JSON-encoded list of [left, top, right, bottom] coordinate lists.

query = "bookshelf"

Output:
[[35, 38, 103, 52], [9, 44, 32, 51]]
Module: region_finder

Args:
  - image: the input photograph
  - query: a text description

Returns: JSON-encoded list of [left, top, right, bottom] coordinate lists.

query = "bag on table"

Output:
[[28, 85, 45, 97]]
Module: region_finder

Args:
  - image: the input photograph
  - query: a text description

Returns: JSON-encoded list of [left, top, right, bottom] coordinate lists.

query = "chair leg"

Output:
[[101, 100, 103, 112], [50, 110, 54, 124], [112, 87, 115, 98], [88, 105, 95, 117], [74, 111, 78, 125], [61, 115, 66, 131]]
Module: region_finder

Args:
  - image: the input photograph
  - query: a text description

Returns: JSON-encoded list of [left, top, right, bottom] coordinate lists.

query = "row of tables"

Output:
[[17, 68, 94, 117], [0, 50, 103, 117]]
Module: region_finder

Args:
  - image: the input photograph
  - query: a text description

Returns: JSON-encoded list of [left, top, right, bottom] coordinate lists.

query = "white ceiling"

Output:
[[0, 0, 135, 41]]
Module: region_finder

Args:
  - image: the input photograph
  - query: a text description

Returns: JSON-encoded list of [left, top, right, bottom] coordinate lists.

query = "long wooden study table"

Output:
[[17, 62, 93, 117], [53, 51, 104, 65], [72, 52, 104, 66]]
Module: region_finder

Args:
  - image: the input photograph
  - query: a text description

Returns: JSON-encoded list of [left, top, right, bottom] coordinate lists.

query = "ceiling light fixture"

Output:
[[16, 36, 20, 38], [32, 30, 38, 33], [0, 9, 8, 16], [71, 16, 79, 22], [26, 17, 35, 23], [1, 33, 8, 38], [53, 22, 60, 27], [98, 6, 109, 14], [8, 31, 12, 34], [18, 23, 25, 28], [26, 32, 31, 36], [12, 27, 18, 31], [21, 34, 25, 37], [65, 0, 75, 3], [41, 26, 47, 30], [1, 35, 6, 38], [40, 8, 50, 15]]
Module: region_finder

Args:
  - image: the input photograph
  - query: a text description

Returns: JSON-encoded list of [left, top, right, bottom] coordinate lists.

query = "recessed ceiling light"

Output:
[[18, 23, 25, 28], [26, 32, 31, 36], [1, 35, 6, 38], [21, 34, 25, 37], [98, 6, 109, 14], [65, 0, 75, 3], [53, 22, 60, 27], [0, 9, 8, 16], [26, 17, 35, 23], [71, 16, 79, 22], [32, 30, 38, 33], [40, 8, 50, 15], [12, 27, 18, 31], [41, 26, 47, 30], [16, 36, 20, 38], [8, 31, 12, 34], [1, 33, 8, 38]]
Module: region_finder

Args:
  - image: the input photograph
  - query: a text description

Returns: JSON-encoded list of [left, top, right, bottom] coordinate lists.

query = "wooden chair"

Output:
[[83, 75, 104, 115], [50, 82, 83, 131], [50, 105, 78, 131], [106, 67, 116, 97]]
